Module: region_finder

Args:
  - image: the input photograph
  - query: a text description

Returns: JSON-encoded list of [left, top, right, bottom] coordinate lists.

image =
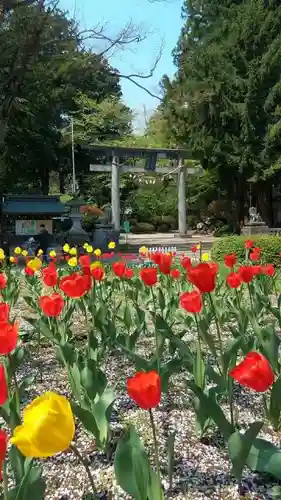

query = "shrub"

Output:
[[213, 223, 234, 237], [211, 235, 281, 266]]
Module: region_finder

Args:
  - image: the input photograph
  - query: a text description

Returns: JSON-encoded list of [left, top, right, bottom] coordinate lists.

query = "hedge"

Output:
[[211, 235, 281, 266]]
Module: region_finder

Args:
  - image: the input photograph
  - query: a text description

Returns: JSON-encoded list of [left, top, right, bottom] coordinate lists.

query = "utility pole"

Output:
[[71, 117, 76, 195]]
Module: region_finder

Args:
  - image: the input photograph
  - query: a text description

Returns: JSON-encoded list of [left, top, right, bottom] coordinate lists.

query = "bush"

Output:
[[211, 235, 281, 266], [213, 223, 234, 237]]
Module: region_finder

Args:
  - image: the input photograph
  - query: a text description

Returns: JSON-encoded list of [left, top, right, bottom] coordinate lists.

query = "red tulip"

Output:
[[60, 273, 90, 298], [180, 290, 202, 313], [238, 266, 254, 283], [91, 267, 105, 281], [0, 321, 18, 354], [191, 245, 197, 253], [252, 265, 262, 276], [79, 255, 90, 268], [0, 429, 8, 479], [112, 261, 126, 278], [39, 293, 64, 317], [181, 256, 192, 271], [224, 253, 237, 268], [158, 253, 172, 275], [42, 266, 58, 287], [140, 267, 158, 286], [124, 268, 134, 279], [250, 250, 260, 262], [0, 274, 7, 290], [150, 251, 163, 266], [0, 365, 8, 405], [127, 371, 161, 410], [226, 272, 242, 289], [262, 264, 275, 277], [245, 240, 254, 249], [171, 268, 181, 279], [188, 263, 217, 293], [25, 266, 35, 276], [229, 352, 274, 392], [0, 304, 9, 322]]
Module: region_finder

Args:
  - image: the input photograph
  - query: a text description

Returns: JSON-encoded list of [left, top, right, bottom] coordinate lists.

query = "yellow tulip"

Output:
[[0, 249, 5, 260], [11, 392, 75, 458], [37, 249, 43, 256], [22, 250, 28, 257], [28, 258, 42, 271], [139, 246, 148, 255], [69, 247, 77, 256], [196, 244, 201, 250], [90, 261, 102, 270], [86, 245, 93, 253], [83, 242, 89, 250], [94, 248, 101, 257], [63, 243, 70, 253], [14, 247, 21, 255], [9, 256, 16, 263], [68, 257, 77, 267], [108, 241, 116, 249], [49, 250, 56, 258], [201, 252, 209, 262]]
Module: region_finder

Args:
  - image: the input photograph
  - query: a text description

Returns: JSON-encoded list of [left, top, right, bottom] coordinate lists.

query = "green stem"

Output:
[[149, 409, 162, 495], [71, 444, 98, 498], [2, 459, 8, 500], [248, 284, 254, 311], [151, 289, 160, 374], [208, 293, 223, 368], [228, 380, 235, 428], [8, 354, 20, 416]]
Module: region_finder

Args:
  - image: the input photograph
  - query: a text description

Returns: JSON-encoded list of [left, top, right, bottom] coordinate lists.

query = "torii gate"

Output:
[[88, 146, 197, 235]]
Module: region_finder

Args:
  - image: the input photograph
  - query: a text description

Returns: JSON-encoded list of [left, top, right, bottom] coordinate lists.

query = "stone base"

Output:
[[242, 222, 270, 236]]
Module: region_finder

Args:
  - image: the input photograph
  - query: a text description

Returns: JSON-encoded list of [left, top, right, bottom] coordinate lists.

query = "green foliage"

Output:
[[211, 235, 281, 265]]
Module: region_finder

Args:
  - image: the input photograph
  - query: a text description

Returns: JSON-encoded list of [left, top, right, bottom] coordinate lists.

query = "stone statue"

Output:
[[249, 207, 262, 223]]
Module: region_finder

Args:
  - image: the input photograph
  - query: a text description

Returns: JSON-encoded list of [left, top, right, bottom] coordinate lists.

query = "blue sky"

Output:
[[58, 0, 183, 130]]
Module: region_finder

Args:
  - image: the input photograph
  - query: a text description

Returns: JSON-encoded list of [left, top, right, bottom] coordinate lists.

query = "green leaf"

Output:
[[197, 317, 217, 358], [147, 470, 164, 500], [158, 289, 165, 311], [71, 404, 100, 442], [222, 337, 242, 377], [271, 485, 281, 498], [124, 304, 132, 330], [114, 426, 151, 500], [92, 387, 116, 444], [228, 421, 263, 482], [186, 381, 233, 438], [194, 346, 205, 389], [38, 320, 55, 342], [9, 446, 25, 485], [245, 438, 281, 479], [268, 374, 281, 430]]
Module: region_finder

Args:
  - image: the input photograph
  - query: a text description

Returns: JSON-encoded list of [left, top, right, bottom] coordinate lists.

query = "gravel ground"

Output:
[[6, 296, 281, 500]]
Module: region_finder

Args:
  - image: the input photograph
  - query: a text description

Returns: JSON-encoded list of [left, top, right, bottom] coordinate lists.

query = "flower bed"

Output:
[[0, 242, 280, 499]]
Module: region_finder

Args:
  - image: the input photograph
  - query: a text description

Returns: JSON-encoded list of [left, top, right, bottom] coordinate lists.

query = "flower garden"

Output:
[[0, 240, 280, 499]]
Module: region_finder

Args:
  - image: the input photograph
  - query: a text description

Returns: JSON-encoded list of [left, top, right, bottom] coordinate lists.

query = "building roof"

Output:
[[2, 195, 65, 215]]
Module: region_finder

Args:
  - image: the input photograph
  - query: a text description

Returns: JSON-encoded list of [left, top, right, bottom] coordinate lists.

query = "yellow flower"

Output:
[[108, 241, 116, 250], [9, 256, 16, 264], [196, 244, 201, 250], [139, 246, 148, 256], [28, 258, 42, 271], [63, 243, 70, 253], [86, 245, 93, 254], [49, 250, 56, 258], [68, 257, 77, 267], [69, 247, 77, 256], [22, 250, 28, 257], [201, 252, 209, 262], [37, 249, 43, 256], [14, 247, 22, 255], [90, 261, 102, 270], [83, 242, 88, 250], [94, 248, 101, 257], [10, 392, 75, 458], [0, 249, 5, 260]]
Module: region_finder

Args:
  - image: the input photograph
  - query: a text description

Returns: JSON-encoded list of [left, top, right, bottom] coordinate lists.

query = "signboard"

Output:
[[15, 220, 53, 236]]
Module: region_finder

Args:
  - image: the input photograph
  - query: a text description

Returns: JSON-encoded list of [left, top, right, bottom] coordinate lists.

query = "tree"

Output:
[[163, 0, 281, 227]]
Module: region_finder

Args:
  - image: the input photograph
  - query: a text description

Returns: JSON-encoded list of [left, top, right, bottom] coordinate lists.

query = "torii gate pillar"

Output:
[[111, 156, 120, 231], [178, 158, 187, 235]]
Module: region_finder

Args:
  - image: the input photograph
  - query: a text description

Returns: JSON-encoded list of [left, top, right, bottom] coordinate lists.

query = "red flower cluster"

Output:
[[140, 267, 158, 286], [39, 293, 64, 317], [91, 267, 105, 281], [112, 261, 126, 278], [238, 265, 254, 283], [188, 263, 217, 293], [0, 321, 18, 354], [245, 240, 254, 249], [230, 352, 274, 392], [171, 268, 181, 279], [181, 256, 192, 271], [250, 247, 261, 262], [59, 273, 91, 298], [180, 290, 202, 313], [226, 272, 242, 289], [127, 371, 161, 410]]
